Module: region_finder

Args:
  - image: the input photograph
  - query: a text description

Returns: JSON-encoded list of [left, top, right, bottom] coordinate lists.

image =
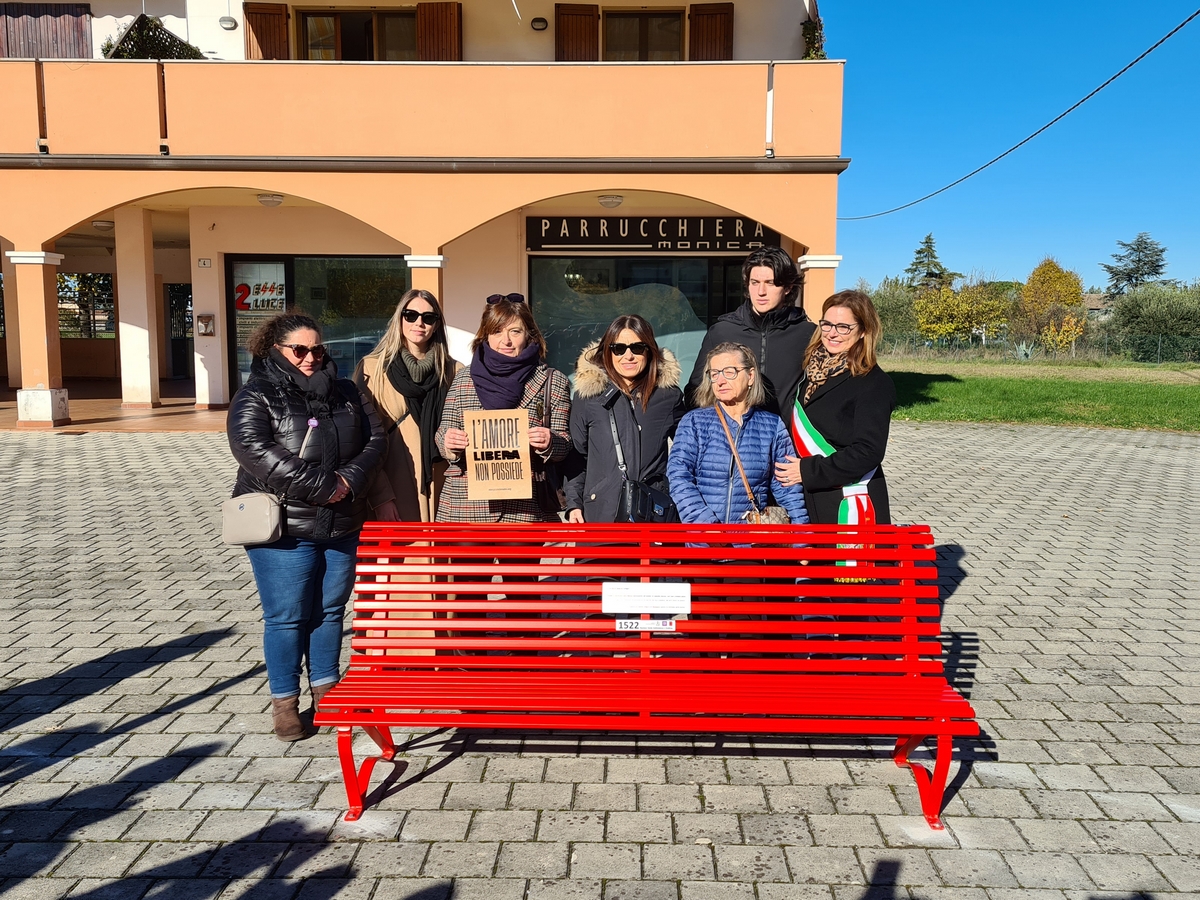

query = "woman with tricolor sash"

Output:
[[774, 290, 896, 525]]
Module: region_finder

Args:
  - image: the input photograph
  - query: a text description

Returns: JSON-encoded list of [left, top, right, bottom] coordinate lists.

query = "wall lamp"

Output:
[[531, 17, 548, 31], [257, 193, 284, 207], [92, 219, 115, 232], [597, 195, 624, 209], [219, 16, 238, 30]]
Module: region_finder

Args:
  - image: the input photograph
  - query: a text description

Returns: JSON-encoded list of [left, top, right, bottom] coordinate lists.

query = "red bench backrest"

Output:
[[350, 522, 942, 676]]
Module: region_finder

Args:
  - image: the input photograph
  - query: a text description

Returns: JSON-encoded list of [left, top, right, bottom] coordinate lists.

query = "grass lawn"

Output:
[[891, 367, 1200, 432]]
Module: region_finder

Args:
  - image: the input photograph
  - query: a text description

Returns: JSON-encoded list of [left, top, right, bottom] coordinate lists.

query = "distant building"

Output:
[[1083, 293, 1112, 320], [1, 0, 846, 427]]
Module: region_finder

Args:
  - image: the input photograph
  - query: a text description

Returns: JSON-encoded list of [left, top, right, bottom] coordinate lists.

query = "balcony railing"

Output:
[[0, 60, 842, 160]]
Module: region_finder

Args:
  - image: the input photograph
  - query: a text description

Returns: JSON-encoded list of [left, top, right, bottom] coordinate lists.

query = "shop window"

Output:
[[0, 272, 5, 338], [57, 273, 114, 339], [530, 256, 745, 380], [603, 10, 682, 61], [228, 256, 411, 386], [301, 10, 418, 61], [1, 3, 91, 59]]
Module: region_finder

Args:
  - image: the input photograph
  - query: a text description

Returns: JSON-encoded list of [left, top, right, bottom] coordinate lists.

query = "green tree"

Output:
[[904, 233, 961, 292], [868, 276, 918, 335], [1101, 232, 1168, 297], [1019, 258, 1083, 337]]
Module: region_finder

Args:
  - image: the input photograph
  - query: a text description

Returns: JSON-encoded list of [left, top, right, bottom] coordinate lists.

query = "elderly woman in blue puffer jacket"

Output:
[[668, 342, 808, 525]]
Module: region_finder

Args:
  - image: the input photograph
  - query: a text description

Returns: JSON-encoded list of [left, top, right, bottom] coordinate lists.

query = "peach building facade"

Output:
[[0, 1, 845, 426]]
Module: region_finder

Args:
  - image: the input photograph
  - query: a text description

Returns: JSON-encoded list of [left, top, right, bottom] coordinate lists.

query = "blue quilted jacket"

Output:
[[667, 406, 808, 525]]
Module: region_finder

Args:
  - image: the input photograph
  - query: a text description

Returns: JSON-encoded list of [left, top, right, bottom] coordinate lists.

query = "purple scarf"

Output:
[[470, 342, 541, 410]]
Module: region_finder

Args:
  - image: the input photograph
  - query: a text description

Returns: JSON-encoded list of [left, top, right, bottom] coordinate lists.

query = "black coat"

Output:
[[228, 355, 387, 540], [685, 302, 815, 417], [564, 343, 686, 523], [796, 364, 896, 525]]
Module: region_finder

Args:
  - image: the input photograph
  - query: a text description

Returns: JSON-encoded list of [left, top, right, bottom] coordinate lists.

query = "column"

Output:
[[0, 238, 20, 389], [797, 254, 843, 321], [115, 207, 162, 408], [189, 206, 229, 409], [405, 254, 445, 299], [5, 250, 69, 427], [155, 275, 169, 379]]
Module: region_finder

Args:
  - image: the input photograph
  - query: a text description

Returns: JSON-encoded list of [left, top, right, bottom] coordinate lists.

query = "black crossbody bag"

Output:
[[608, 402, 678, 524]]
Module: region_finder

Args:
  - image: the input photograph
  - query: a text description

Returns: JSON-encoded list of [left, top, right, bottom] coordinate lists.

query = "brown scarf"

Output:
[[802, 345, 850, 404]]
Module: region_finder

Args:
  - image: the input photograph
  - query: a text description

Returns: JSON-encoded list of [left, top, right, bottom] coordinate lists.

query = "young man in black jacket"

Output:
[[685, 247, 816, 416]]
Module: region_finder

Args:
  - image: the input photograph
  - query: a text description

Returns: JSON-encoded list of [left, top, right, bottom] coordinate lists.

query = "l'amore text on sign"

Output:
[[463, 409, 532, 501]]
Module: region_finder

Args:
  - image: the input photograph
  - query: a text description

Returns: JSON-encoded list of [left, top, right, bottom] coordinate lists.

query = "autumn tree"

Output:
[[1019, 258, 1083, 337], [913, 282, 1009, 342]]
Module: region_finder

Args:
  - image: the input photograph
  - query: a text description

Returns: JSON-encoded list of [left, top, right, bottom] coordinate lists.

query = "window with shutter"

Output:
[[416, 2, 461, 61], [244, 3, 288, 60], [555, 3, 598, 61], [1, 3, 92, 59], [688, 3, 733, 61]]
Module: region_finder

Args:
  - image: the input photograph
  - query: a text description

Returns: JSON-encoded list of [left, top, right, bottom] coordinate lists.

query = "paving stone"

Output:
[[540, 811, 604, 844], [643, 843, 714, 880], [495, 841, 570, 878], [603, 881, 677, 900], [714, 844, 790, 881], [345, 842, 428, 876], [574, 783, 637, 811], [527, 879, 604, 900], [399, 810, 472, 842], [606, 812, 672, 843], [420, 841, 499, 878], [570, 843, 641, 879]]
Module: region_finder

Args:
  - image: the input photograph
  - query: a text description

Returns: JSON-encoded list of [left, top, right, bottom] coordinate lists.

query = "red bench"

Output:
[[314, 521, 977, 828]]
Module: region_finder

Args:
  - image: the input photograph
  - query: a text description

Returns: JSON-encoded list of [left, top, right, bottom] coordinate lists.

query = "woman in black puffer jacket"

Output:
[[564, 315, 685, 524], [227, 313, 385, 741]]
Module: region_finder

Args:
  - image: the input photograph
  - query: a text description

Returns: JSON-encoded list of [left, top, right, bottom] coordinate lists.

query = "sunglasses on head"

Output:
[[402, 309, 441, 326], [278, 343, 326, 360], [486, 292, 525, 305], [609, 341, 649, 357]]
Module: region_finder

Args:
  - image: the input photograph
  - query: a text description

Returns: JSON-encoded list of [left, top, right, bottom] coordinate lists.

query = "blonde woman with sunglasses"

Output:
[[355, 289, 460, 523]]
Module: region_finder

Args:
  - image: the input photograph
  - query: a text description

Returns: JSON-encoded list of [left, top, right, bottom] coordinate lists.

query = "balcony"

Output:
[[0, 59, 843, 162]]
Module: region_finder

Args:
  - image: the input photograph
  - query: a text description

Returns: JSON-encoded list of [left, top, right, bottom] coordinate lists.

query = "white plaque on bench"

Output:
[[615, 618, 676, 632], [601, 582, 691, 615]]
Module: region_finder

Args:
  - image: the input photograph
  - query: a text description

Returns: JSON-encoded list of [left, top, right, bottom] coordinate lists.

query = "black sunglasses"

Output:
[[486, 293, 525, 304], [609, 342, 649, 357], [277, 343, 326, 360], [402, 309, 441, 326]]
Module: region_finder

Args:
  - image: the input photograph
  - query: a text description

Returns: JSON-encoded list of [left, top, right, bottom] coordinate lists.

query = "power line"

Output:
[[838, 7, 1200, 222]]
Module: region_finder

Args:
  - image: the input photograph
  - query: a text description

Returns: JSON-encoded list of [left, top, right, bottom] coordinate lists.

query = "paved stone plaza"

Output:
[[1, 422, 1197, 899]]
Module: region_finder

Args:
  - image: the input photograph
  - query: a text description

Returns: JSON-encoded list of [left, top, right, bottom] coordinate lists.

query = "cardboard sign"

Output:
[[601, 582, 692, 615], [463, 409, 532, 502]]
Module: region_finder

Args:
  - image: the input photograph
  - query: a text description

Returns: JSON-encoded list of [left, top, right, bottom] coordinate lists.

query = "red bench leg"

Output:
[[893, 732, 953, 830], [337, 726, 379, 821]]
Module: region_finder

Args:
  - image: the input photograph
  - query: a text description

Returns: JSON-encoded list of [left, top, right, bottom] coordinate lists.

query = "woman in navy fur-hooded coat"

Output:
[[667, 342, 807, 525]]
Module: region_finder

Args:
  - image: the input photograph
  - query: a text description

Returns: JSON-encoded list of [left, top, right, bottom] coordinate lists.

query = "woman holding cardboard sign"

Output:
[[436, 294, 571, 523]]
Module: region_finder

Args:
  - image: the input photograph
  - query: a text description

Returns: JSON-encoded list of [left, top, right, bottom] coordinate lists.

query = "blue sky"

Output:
[[825, 1, 1200, 291]]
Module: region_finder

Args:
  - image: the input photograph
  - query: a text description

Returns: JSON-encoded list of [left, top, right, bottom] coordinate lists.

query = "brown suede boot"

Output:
[[309, 681, 338, 710], [271, 695, 306, 742], [310, 680, 337, 712]]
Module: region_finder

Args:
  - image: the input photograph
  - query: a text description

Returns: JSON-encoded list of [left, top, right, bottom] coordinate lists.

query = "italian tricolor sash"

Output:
[[791, 397, 877, 571]]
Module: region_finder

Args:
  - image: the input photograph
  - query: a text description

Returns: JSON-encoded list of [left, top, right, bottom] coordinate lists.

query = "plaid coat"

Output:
[[435, 363, 572, 523]]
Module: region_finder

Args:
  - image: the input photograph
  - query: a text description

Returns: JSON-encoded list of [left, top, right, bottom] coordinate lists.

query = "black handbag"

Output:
[[608, 406, 678, 524]]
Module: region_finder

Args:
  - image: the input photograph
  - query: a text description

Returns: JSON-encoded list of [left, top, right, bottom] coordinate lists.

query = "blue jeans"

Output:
[[246, 534, 359, 698]]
